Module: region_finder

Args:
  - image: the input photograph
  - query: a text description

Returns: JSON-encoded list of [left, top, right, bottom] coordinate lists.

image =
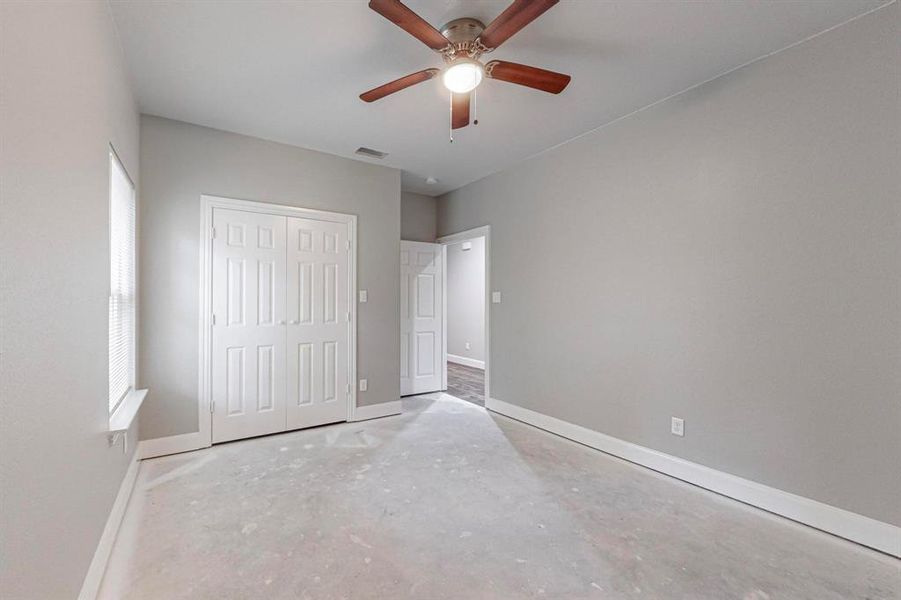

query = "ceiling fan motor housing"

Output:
[[440, 18, 490, 62], [440, 18, 485, 43]]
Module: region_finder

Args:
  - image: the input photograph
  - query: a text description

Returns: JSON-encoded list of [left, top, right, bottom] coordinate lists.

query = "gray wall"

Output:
[[447, 237, 486, 363], [0, 2, 141, 597], [438, 4, 900, 526], [401, 191, 437, 242], [139, 116, 401, 440]]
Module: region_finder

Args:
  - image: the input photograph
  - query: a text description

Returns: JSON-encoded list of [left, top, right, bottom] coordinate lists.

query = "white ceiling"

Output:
[[110, 0, 885, 196]]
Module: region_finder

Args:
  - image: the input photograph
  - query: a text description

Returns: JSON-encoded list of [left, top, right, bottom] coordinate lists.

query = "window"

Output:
[[109, 150, 136, 414]]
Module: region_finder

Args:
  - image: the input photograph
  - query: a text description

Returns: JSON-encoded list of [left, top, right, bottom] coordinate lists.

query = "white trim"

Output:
[[77, 452, 141, 600], [139, 432, 207, 460], [447, 353, 485, 370], [199, 194, 358, 444], [108, 388, 148, 434], [349, 400, 402, 422], [486, 397, 901, 558], [437, 225, 491, 404], [198, 199, 213, 449], [441, 245, 448, 391]]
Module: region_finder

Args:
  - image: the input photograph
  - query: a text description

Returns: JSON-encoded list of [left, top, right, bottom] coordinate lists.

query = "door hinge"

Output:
[[211, 314, 216, 325], [211, 227, 217, 239], [346, 240, 351, 250], [210, 401, 215, 414], [346, 312, 351, 322], [346, 383, 351, 395]]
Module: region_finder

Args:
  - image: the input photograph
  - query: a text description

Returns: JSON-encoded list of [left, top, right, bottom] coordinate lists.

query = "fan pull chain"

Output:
[[449, 92, 454, 143], [473, 88, 478, 125]]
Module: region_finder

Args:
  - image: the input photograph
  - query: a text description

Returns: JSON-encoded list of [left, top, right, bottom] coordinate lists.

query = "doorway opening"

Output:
[[442, 236, 486, 406], [438, 226, 490, 407], [399, 226, 490, 406]]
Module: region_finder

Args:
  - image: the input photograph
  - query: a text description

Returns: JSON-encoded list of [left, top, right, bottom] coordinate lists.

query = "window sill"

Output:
[[109, 388, 148, 434]]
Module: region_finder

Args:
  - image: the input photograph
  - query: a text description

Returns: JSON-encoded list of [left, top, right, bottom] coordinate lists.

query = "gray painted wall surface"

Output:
[[0, 2, 141, 597], [401, 191, 437, 242], [438, 5, 900, 526], [139, 116, 401, 440], [447, 238, 486, 362]]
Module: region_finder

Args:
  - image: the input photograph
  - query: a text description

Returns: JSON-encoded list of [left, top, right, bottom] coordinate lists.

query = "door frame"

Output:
[[436, 225, 491, 405], [198, 194, 358, 447]]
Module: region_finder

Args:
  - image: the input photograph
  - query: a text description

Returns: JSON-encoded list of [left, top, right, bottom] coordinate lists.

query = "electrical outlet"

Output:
[[465, 341, 471, 350], [491, 291, 502, 304], [359, 379, 368, 392], [671, 417, 684, 437], [358, 290, 368, 303]]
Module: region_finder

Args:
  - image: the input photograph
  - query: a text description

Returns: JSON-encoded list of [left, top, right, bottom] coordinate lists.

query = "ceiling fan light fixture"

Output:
[[442, 59, 483, 94], [361, 0, 570, 133]]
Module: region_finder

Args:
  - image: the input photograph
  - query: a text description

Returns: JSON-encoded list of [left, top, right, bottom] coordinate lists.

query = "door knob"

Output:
[[289, 320, 298, 325]]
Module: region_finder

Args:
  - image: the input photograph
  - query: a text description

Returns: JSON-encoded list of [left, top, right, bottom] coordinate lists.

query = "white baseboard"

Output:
[[486, 397, 900, 557], [447, 354, 485, 370], [77, 452, 142, 600], [138, 407, 406, 456], [139, 431, 207, 460], [350, 400, 402, 422]]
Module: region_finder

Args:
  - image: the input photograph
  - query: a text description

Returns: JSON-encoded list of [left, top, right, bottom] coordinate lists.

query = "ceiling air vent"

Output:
[[355, 147, 388, 159]]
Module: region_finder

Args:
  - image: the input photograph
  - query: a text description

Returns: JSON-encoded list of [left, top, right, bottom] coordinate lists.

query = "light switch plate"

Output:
[[671, 417, 684, 437], [358, 290, 367, 303], [359, 379, 368, 392], [491, 291, 502, 304]]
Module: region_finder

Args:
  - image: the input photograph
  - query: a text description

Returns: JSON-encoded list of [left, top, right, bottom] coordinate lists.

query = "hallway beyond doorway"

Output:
[[447, 361, 484, 407]]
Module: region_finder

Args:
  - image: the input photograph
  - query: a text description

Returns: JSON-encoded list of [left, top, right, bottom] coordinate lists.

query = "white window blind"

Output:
[[109, 150, 136, 413]]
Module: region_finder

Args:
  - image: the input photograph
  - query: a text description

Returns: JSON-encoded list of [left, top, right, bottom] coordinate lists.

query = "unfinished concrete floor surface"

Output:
[[100, 394, 900, 599]]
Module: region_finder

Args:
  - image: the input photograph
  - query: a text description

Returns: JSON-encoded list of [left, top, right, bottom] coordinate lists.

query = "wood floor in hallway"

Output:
[[446, 361, 484, 406]]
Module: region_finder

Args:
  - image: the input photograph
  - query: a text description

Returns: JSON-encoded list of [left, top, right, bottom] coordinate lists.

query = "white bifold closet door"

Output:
[[400, 241, 444, 396], [211, 208, 350, 444], [211, 209, 287, 443], [285, 217, 349, 430]]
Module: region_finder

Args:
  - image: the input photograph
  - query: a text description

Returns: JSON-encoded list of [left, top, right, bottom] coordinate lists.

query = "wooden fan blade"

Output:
[[478, 0, 558, 50], [360, 69, 440, 102], [485, 60, 571, 94], [452, 92, 470, 129], [369, 0, 449, 51]]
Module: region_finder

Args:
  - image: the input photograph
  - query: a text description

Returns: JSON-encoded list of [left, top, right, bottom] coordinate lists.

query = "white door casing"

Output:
[[211, 208, 287, 443], [286, 217, 350, 429], [400, 241, 444, 396]]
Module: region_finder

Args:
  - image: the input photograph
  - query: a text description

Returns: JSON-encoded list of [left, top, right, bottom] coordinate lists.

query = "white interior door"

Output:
[[211, 208, 287, 443], [285, 217, 350, 429], [400, 241, 444, 396]]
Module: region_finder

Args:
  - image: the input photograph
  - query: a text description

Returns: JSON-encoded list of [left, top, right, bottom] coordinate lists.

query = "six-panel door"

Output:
[[211, 208, 351, 444], [211, 209, 288, 443], [400, 241, 444, 396], [285, 217, 350, 430]]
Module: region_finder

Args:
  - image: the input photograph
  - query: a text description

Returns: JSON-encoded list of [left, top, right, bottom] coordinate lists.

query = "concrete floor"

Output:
[[101, 394, 900, 599]]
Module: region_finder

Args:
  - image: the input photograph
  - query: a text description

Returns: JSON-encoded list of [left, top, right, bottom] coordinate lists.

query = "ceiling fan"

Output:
[[360, 0, 571, 134]]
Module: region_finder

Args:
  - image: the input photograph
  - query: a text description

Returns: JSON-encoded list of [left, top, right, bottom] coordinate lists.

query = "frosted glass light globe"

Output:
[[442, 61, 483, 94]]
